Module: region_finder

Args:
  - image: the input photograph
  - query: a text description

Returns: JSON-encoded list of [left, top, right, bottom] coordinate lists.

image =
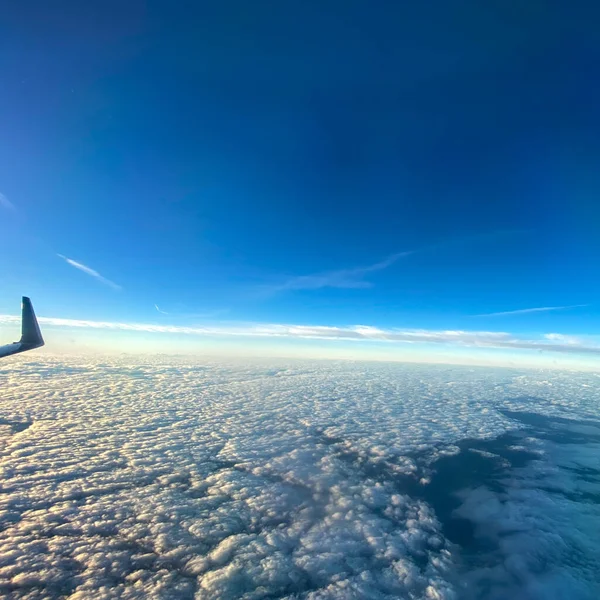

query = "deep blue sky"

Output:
[[1, 1, 599, 345]]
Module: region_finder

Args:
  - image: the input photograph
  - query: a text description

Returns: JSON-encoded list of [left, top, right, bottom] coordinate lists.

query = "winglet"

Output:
[[20, 296, 44, 349]]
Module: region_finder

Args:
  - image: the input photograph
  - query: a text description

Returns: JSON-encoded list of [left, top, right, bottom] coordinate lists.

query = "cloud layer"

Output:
[[0, 357, 598, 598], [1, 314, 599, 357]]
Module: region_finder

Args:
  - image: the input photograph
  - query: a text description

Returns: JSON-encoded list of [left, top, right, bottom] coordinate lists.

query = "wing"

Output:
[[0, 297, 45, 359]]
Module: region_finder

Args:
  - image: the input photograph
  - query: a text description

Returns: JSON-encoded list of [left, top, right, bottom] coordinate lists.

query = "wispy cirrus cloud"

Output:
[[57, 255, 121, 290], [474, 304, 589, 317], [265, 251, 414, 293], [265, 230, 528, 294], [0, 192, 16, 212], [154, 304, 229, 319], [1, 314, 598, 355]]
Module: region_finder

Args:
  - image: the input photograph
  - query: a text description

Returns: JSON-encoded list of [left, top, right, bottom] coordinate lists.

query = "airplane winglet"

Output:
[[0, 296, 44, 359], [20, 297, 44, 349]]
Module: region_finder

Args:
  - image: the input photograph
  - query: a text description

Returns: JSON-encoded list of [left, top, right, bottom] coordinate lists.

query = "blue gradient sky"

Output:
[[1, 1, 599, 364]]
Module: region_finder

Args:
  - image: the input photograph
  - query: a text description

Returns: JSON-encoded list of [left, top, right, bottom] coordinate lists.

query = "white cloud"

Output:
[[544, 333, 585, 345], [0, 357, 598, 598], [0, 358, 461, 598], [57, 254, 121, 290], [1, 314, 599, 356], [154, 304, 169, 315], [474, 304, 589, 317]]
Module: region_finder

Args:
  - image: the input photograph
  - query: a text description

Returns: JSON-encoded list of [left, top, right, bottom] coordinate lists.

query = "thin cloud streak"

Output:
[[474, 304, 589, 317], [266, 230, 527, 294], [267, 251, 414, 293], [1, 314, 598, 355], [154, 305, 229, 319], [57, 254, 121, 290], [0, 192, 16, 212]]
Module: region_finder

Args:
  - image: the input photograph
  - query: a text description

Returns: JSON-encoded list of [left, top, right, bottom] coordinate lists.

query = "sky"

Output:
[[1, 1, 600, 367]]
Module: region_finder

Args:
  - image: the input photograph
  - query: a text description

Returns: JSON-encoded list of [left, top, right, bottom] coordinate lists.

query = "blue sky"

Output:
[[1, 1, 599, 366]]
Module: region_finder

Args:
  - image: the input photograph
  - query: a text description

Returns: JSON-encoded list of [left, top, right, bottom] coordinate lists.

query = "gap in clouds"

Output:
[[307, 399, 600, 599]]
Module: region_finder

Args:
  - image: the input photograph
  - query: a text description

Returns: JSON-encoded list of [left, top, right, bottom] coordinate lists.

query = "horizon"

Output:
[[1, 309, 599, 371]]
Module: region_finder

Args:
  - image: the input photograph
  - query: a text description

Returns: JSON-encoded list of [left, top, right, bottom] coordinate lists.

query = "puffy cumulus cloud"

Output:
[[0, 357, 598, 598]]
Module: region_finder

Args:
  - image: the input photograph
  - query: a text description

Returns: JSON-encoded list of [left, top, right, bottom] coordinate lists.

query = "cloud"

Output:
[[57, 254, 121, 290], [474, 304, 589, 317], [544, 333, 585, 345], [451, 411, 600, 599], [267, 251, 414, 293], [153, 305, 229, 319], [0, 357, 597, 598], [0, 357, 463, 599], [2, 313, 599, 355], [266, 230, 527, 294], [0, 192, 16, 212]]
